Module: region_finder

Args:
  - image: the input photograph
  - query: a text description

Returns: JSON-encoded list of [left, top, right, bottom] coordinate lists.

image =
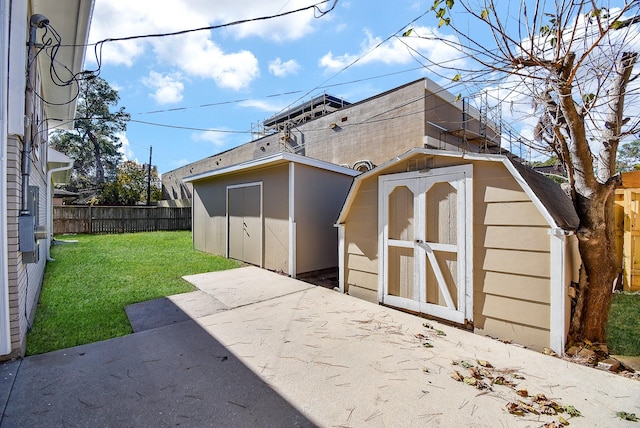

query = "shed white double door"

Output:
[[379, 165, 473, 325]]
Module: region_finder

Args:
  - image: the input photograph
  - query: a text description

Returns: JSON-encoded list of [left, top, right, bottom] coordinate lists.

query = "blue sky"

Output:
[[84, 0, 639, 174]]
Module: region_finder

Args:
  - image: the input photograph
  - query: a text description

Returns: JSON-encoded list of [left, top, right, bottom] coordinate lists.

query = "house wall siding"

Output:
[[6, 131, 48, 358]]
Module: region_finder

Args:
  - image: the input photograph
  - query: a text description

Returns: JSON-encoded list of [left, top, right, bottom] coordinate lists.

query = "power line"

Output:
[[130, 67, 425, 117]]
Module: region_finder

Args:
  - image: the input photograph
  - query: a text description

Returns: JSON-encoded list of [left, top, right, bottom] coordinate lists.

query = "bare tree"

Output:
[[408, 0, 639, 346]]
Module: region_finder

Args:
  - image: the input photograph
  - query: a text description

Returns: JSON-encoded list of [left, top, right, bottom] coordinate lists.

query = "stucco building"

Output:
[[162, 78, 503, 203]]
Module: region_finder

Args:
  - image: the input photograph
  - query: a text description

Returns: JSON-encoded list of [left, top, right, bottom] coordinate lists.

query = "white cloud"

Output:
[[172, 158, 189, 168], [116, 132, 135, 161], [156, 33, 259, 90], [142, 71, 185, 104], [268, 58, 301, 77], [191, 130, 231, 148], [202, 0, 323, 41], [319, 27, 467, 77], [88, 0, 325, 88], [88, 0, 269, 90], [238, 99, 284, 112]]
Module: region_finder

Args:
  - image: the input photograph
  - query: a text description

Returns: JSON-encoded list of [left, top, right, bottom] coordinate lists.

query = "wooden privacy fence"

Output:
[[53, 205, 191, 234]]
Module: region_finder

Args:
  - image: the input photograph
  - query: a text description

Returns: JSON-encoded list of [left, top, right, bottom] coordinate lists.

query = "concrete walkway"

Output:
[[1, 266, 639, 427]]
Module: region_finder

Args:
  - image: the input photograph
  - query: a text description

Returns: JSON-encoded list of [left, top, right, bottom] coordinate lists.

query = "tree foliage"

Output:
[[413, 0, 640, 345], [99, 161, 162, 206], [50, 76, 130, 199], [617, 140, 640, 172]]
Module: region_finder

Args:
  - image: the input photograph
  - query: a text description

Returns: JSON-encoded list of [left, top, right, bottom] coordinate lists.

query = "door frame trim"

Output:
[[226, 181, 264, 268], [377, 164, 473, 323]]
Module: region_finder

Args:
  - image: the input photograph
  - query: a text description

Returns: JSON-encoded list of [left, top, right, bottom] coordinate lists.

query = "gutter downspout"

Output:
[[46, 162, 73, 261], [0, 0, 12, 355]]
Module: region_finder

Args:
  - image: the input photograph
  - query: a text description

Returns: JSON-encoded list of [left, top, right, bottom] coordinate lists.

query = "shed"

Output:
[[615, 170, 640, 291], [185, 152, 360, 277], [336, 149, 581, 354]]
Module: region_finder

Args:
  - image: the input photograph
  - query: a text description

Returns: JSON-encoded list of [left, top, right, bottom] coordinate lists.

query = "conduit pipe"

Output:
[[46, 162, 73, 261]]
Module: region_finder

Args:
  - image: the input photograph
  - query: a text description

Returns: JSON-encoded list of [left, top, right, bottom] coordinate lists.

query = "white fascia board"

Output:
[[0, 0, 12, 355], [33, 0, 95, 129], [549, 228, 570, 355], [337, 148, 476, 224], [337, 147, 561, 229], [497, 158, 559, 229], [7, 0, 26, 136], [47, 147, 73, 167], [184, 152, 360, 183], [337, 224, 345, 293], [288, 163, 296, 278]]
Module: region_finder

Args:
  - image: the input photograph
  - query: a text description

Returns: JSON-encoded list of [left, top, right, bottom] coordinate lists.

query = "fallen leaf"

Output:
[[532, 393, 548, 403], [505, 402, 525, 416], [515, 389, 528, 397], [616, 411, 638, 421], [463, 377, 477, 386], [539, 405, 558, 415], [563, 405, 581, 417], [468, 367, 481, 379], [516, 400, 539, 415], [477, 359, 493, 368], [479, 368, 492, 378], [451, 371, 464, 382], [475, 380, 491, 391]]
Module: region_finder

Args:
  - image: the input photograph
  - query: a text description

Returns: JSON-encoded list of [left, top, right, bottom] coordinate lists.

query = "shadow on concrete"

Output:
[[1, 299, 317, 427]]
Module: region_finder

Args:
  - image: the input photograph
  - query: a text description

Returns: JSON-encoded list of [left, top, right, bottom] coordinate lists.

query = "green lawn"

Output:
[[26, 231, 241, 355], [607, 292, 640, 356]]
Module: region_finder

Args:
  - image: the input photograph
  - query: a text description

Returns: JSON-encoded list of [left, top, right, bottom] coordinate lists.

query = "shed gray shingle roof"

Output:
[[509, 159, 579, 230]]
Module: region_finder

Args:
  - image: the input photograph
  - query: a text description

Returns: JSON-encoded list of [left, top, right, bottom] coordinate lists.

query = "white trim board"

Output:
[[185, 152, 360, 183]]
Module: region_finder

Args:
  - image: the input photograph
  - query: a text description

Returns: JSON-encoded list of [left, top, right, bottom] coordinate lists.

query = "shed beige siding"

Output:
[[471, 162, 551, 349], [294, 164, 353, 274], [192, 164, 290, 272], [340, 152, 556, 351]]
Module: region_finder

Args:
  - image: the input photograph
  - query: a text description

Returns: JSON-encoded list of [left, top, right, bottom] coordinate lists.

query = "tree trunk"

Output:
[[568, 183, 619, 344], [87, 131, 105, 185], [557, 51, 634, 346]]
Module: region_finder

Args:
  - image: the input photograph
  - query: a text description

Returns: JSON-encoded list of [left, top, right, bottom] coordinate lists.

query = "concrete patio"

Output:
[[1, 266, 638, 427]]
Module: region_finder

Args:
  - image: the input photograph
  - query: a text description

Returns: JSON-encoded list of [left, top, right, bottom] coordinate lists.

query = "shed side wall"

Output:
[[471, 161, 551, 350], [294, 165, 354, 274]]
